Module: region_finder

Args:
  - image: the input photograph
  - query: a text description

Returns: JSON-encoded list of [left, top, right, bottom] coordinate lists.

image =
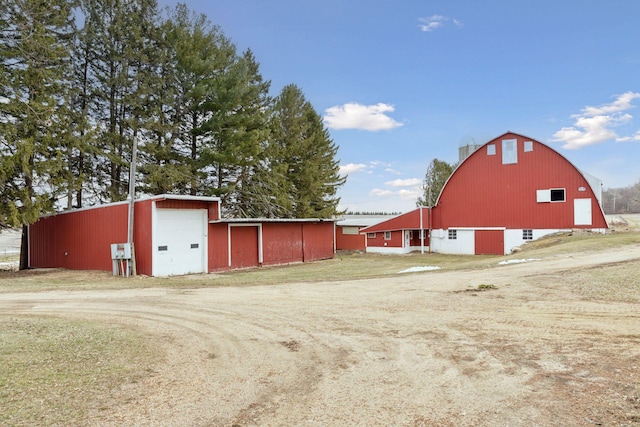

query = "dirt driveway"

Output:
[[1, 244, 640, 426]]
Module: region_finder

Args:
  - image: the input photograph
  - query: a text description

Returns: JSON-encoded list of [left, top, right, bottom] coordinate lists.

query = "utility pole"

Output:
[[127, 135, 138, 276]]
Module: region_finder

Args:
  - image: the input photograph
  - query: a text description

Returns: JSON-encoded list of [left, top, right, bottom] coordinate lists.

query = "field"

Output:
[[1, 218, 640, 426]]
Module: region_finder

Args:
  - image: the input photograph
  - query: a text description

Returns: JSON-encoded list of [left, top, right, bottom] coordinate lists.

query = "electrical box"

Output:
[[111, 243, 132, 276], [111, 243, 131, 260]]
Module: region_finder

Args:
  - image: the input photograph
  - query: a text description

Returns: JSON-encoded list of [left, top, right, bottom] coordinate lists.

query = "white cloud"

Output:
[[418, 15, 463, 32], [398, 188, 422, 200], [323, 103, 403, 131], [551, 92, 640, 149], [370, 188, 394, 197], [339, 163, 367, 176], [385, 178, 422, 187]]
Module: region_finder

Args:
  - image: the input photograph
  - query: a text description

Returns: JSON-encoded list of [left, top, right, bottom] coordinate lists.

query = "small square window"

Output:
[[487, 144, 496, 155], [448, 229, 457, 240], [523, 229, 533, 240], [550, 189, 565, 202], [524, 141, 533, 152], [367, 232, 376, 239], [384, 231, 391, 240]]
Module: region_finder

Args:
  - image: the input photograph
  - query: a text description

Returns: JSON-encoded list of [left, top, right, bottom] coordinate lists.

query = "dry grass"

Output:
[[561, 260, 640, 302], [0, 316, 160, 426]]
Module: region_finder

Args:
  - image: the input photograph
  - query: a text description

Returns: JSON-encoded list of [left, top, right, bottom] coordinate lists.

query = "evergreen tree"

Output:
[[416, 158, 456, 207], [80, 0, 162, 203], [198, 48, 271, 214], [138, 3, 236, 196], [268, 84, 345, 218], [0, 0, 76, 228]]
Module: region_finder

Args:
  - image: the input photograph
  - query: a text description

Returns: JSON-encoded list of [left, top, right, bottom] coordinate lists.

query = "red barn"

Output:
[[28, 194, 335, 276], [362, 132, 608, 255]]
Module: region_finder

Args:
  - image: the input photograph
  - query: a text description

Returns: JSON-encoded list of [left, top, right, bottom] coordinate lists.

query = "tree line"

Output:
[[602, 181, 640, 214], [0, 0, 344, 230]]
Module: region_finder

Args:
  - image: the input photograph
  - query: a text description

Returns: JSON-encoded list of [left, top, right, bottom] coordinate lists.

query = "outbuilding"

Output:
[[28, 194, 335, 276], [362, 132, 608, 255], [335, 216, 391, 251]]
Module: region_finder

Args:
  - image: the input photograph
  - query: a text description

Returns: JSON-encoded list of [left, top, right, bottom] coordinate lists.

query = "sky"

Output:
[[161, 0, 640, 213]]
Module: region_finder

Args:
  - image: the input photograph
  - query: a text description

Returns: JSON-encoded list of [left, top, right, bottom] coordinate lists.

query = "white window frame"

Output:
[[384, 231, 391, 240], [487, 144, 496, 155], [502, 138, 517, 164], [537, 188, 566, 203], [341, 226, 359, 235], [367, 232, 376, 238], [448, 229, 457, 240]]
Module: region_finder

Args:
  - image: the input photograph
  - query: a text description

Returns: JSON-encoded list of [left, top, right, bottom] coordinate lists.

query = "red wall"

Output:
[[132, 200, 153, 276], [302, 222, 335, 261], [29, 203, 129, 271], [335, 226, 366, 251], [432, 133, 608, 230], [208, 223, 229, 271], [366, 230, 403, 248], [262, 223, 304, 265]]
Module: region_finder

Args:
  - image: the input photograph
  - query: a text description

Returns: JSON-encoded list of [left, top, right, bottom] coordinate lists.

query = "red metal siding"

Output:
[[363, 208, 429, 233], [366, 230, 404, 248], [432, 133, 608, 230], [302, 222, 335, 261], [475, 230, 504, 255], [262, 223, 304, 265], [208, 223, 229, 271], [336, 226, 366, 251], [230, 226, 259, 269], [29, 203, 129, 271], [133, 200, 153, 276]]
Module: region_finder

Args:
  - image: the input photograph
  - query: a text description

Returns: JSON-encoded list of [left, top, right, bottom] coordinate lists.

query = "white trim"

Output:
[[151, 201, 157, 276], [449, 226, 506, 231]]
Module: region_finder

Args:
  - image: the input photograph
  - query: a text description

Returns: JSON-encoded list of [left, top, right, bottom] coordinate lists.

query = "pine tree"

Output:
[[80, 0, 162, 203], [268, 84, 345, 218], [198, 49, 271, 214], [416, 159, 456, 207], [0, 0, 76, 228]]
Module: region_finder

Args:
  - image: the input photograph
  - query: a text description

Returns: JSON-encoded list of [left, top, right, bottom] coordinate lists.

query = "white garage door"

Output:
[[154, 209, 206, 276]]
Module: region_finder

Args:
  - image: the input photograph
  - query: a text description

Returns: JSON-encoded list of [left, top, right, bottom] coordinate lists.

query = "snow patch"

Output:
[[399, 266, 441, 273], [498, 258, 541, 265]]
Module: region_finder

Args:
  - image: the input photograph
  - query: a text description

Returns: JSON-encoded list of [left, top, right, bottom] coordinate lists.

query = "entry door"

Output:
[[574, 198, 592, 225], [230, 226, 259, 269], [155, 209, 206, 276], [404, 230, 411, 248]]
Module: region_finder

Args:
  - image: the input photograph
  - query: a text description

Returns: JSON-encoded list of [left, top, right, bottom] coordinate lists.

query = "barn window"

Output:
[[487, 144, 496, 155], [537, 188, 566, 203], [448, 229, 457, 240], [524, 141, 533, 152], [523, 229, 533, 240], [384, 231, 391, 240], [502, 139, 517, 164], [342, 226, 359, 235], [367, 232, 376, 238], [550, 188, 565, 202]]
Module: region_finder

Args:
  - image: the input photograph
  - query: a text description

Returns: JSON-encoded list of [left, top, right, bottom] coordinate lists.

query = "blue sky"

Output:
[[161, 0, 640, 213]]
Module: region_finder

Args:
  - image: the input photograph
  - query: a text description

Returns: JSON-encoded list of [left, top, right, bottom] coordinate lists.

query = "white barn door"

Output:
[[574, 198, 592, 226], [154, 209, 207, 276]]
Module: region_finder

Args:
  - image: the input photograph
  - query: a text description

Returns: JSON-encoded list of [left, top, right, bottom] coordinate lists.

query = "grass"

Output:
[[0, 316, 160, 426], [563, 260, 640, 303]]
